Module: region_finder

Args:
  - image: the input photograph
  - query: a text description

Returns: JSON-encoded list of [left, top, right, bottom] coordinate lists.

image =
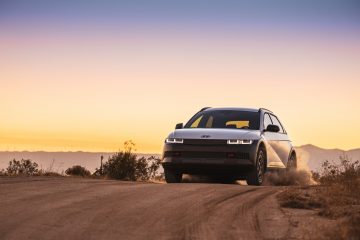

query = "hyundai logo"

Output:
[[201, 135, 211, 138]]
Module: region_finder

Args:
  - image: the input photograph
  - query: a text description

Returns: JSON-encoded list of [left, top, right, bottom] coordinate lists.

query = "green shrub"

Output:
[[65, 165, 91, 177], [6, 159, 39, 176], [102, 141, 161, 181]]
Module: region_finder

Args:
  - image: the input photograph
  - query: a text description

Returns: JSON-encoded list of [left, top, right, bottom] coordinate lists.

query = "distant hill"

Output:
[[295, 144, 360, 172], [0, 145, 359, 173]]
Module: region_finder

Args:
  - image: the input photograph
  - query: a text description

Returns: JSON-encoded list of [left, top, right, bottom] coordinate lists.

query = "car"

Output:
[[161, 107, 297, 185]]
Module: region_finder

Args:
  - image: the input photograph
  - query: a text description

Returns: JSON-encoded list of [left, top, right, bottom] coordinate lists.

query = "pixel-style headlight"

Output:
[[227, 139, 253, 145], [165, 138, 184, 144]]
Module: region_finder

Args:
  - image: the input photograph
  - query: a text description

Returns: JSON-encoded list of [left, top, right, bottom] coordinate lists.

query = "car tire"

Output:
[[246, 147, 266, 186], [164, 169, 182, 183], [286, 152, 297, 171]]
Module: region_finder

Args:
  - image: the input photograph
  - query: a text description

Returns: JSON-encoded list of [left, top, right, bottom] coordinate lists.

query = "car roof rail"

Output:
[[200, 107, 211, 112], [260, 107, 273, 113]]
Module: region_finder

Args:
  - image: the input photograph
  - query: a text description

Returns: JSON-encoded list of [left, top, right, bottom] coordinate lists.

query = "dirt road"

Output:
[[0, 177, 290, 240]]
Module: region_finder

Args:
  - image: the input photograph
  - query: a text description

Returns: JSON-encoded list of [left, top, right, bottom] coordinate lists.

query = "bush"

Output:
[[6, 159, 39, 176], [320, 155, 360, 190], [135, 156, 162, 181], [65, 165, 91, 177], [102, 141, 161, 181]]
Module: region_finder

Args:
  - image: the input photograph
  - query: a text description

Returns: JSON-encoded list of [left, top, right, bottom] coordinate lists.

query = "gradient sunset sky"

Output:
[[1, 0, 359, 153]]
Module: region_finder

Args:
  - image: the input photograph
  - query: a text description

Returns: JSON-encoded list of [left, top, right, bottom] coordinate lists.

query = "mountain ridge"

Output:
[[1, 145, 359, 173]]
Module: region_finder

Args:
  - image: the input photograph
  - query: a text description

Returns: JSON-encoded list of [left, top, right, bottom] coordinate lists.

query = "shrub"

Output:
[[135, 156, 162, 181], [6, 159, 39, 176], [65, 165, 91, 177], [320, 155, 360, 190], [103, 141, 137, 180], [102, 141, 161, 181], [147, 156, 162, 180]]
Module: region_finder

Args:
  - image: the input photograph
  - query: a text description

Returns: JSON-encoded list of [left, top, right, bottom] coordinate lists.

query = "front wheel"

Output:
[[164, 168, 182, 183], [246, 147, 266, 186]]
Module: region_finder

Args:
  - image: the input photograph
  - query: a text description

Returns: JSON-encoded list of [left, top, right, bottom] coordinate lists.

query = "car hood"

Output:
[[168, 128, 261, 140]]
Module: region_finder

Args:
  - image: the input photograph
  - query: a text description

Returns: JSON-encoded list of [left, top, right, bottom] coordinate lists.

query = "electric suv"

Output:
[[162, 107, 297, 185]]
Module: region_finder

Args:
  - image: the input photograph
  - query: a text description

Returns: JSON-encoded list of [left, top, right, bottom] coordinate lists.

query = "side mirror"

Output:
[[175, 123, 183, 129], [266, 124, 280, 132]]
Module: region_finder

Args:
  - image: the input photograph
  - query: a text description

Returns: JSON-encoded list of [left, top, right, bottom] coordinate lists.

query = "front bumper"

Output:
[[162, 139, 258, 177]]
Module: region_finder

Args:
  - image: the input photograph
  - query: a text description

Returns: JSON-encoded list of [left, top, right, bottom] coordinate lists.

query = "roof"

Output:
[[203, 107, 259, 112], [202, 107, 273, 113]]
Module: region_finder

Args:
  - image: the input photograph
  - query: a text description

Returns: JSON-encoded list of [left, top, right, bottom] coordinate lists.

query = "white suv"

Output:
[[162, 107, 297, 185]]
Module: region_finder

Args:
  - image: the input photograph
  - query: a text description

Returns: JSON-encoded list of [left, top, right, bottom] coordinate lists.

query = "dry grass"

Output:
[[36, 170, 64, 177], [321, 214, 360, 240], [278, 156, 360, 239], [0, 169, 64, 177], [278, 186, 323, 209]]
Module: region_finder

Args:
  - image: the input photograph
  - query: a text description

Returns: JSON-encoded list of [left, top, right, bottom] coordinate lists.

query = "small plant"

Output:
[[102, 141, 162, 181], [135, 156, 162, 181], [6, 159, 39, 176], [65, 165, 91, 177], [147, 156, 162, 180], [103, 141, 137, 180]]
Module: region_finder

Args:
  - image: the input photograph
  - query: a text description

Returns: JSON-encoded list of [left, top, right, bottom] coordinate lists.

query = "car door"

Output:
[[262, 113, 285, 168], [269, 114, 292, 166]]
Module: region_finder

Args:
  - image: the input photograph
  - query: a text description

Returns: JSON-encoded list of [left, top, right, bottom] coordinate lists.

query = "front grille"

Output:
[[235, 152, 250, 159], [183, 139, 227, 145], [164, 151, 250, 159], [182, 152, 226, 158]]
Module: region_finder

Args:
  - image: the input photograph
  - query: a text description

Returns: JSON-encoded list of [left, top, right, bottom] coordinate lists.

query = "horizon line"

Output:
[[1, 144, 359, 153]]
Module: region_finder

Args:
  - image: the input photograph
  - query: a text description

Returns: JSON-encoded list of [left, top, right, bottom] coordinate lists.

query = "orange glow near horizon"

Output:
[[1, 2, 360, 153]]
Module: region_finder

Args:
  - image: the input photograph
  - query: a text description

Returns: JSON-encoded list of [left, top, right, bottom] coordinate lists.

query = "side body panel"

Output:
[[260, 111, 292, 169]]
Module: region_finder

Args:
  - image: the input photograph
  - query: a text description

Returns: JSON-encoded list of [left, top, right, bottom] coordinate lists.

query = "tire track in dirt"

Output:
[[0, 177, 289, 240]]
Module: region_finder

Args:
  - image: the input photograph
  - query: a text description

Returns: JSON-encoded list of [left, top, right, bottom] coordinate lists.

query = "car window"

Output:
[[226, 121, 249, 129], [205, 116, 213, 128], [263, 113, 273, 130], [185, 110, 260, 130], [190, 115, 203, 128], [270, 115, 285, 133]]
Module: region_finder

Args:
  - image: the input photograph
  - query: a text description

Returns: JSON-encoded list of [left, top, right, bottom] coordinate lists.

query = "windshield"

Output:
[[184, 110, 260, 130]]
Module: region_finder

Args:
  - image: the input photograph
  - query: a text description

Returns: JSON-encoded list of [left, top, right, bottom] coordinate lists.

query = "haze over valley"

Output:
[[1, 144, 359, 173]]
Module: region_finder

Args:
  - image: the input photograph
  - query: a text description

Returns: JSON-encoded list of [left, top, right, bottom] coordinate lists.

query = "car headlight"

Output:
[[227, 139, 253, 145], [165, 138, 184, 144]]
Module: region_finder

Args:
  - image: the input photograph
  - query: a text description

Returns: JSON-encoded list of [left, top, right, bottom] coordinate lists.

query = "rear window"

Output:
[[184, 110, 260, 130]]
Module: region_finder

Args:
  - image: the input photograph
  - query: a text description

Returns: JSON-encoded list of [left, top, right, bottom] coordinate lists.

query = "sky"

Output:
[[0, 0, 359, 153]]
